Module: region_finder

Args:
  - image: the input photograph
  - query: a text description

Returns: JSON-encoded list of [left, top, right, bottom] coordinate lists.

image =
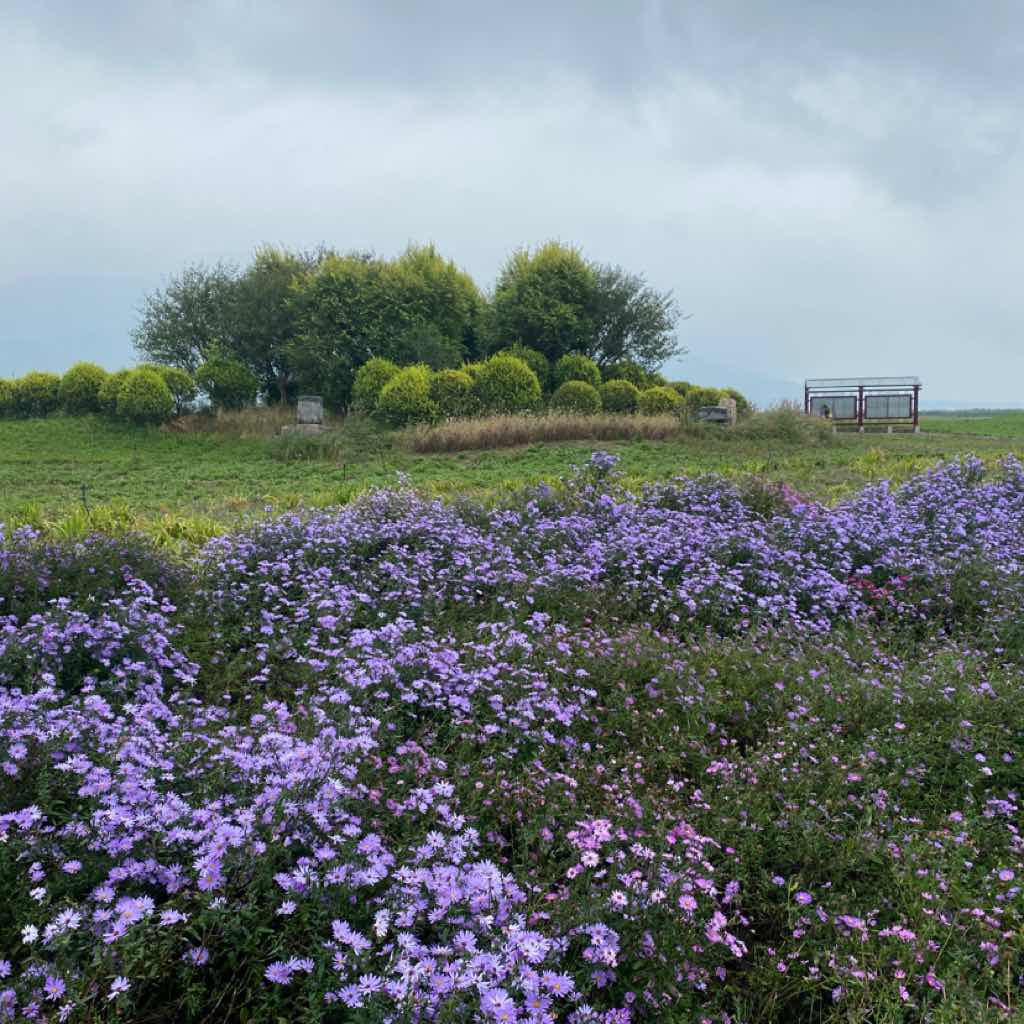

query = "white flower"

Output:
[[22, 924, 39, 944]]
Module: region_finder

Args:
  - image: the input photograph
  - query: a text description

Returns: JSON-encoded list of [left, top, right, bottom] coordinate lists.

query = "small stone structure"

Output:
[[696, 396, 737, 426], [281, 395, 326, 435]]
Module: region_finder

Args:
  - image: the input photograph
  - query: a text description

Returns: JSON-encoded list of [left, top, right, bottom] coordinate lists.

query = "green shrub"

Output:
[[351, 357, 401, 413], [551, 380, 602, 414], [116, 368, 174, 425], [98, 369, 131, 417], [501, 345, 550, 391], [59, 362, 108, 415], [601, 360, 648, 389], [685, 385, 724, 418], [374, 364, 437, 427], [669, 380, 692, 397], [638, 385, 684, 415], [462, 361, 485, 381], [0, 379, 14, 418], [722, 386, 753, 418], [646, 371, 669, 387], [599, 378, 640, 414], [472, 354, 542, 415], [195, 358, 258, 411], [140, 364, 197, 416], [552, 353, 601, 390], [12, 372, 61, 418], [429, 369, 475, 419]]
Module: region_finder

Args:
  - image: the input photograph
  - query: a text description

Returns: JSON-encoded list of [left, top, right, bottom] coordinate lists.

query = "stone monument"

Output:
[[282, 395, 326, 435]]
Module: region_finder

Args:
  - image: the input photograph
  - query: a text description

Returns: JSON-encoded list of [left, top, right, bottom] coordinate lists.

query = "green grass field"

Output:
[[3, 412, 1024, 544], [920, 410, 1024, 437]]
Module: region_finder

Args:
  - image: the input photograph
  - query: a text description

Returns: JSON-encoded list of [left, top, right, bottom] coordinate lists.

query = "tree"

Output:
[[230, 246, 327, 404], [486, 242, 596, 363], [586, 264, 683, 370], [288, 246, 482, 410], [132, 263, 238, 373], [195, 356, 258, 411]]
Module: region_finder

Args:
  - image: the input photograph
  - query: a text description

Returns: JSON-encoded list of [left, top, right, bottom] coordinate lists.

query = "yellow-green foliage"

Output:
[[351, 357, 401, 413], [374, 364, 437, 427], [638, 385, 684, 415], [12, 372, 62, 418], [553, 353, 601, 390], [551, 380, 602, 414], [429, 369, 475, 419], [599, 379, 641, 414], [0, 379, 14, 418], [117, 368, 175, 425], [59, 362, 109, 415], [98, 369, 132, 416], [685, 385, 724, 417], [472, 354, 542, 414]]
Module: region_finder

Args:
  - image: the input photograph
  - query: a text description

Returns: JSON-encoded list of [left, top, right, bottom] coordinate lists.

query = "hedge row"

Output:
[[0, 358, 259, 425], [352, 348, 751, 427]]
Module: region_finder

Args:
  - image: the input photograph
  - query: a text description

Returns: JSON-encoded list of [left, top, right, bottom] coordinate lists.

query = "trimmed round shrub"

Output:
[[59, 362, 108, 415], [601, 360, 648, 389], [195, 358, 258, 411], [461, 361, 485, 381], [351, 357, 401, 414], [12, 372, 61, 418], [501, 345, 550, 391], [722, 387, 753, 418], [669, 380, 692, 397], [638, 385, 684, 416], [140, 364, 197, 416], [552, 353, 601, 390], [0, 379, 14, 418], [599, 379, 640, 414], [98, 369, 131, 417], [551, 380, 602, 414], [429, 369, 475, 419], [685, 386, 724, 418], [374, 364, 437, 428], [116, 368, 174, 425], [472, 354, 542, 415]]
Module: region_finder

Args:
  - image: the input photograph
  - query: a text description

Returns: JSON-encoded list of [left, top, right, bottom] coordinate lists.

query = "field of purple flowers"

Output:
[[1, 453, 1022, 1023]]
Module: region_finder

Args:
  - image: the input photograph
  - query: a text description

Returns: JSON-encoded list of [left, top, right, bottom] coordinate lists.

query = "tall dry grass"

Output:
[[402, 413, 683, 453], [166, 406, 341, 439]]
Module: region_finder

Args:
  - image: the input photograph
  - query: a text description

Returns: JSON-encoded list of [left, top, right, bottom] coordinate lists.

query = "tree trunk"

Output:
[[277, 373, 289, 405]]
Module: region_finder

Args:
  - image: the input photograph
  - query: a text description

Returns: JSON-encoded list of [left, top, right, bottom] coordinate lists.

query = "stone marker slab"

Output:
[[297, 395, 324, 425]]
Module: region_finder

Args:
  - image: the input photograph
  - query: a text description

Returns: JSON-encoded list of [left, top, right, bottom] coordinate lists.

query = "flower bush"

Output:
[[2, 456, 1023, 1022]]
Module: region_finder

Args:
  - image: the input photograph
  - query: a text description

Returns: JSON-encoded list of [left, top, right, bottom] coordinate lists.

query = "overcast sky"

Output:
[[2, 1, 1022, 405]]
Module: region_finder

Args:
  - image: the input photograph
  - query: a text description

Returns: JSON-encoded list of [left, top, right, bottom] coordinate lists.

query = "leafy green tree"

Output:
[[132, 263, 238, 372], [586, 263, 683, 370], [59, 362, 108, 415], [602, 360, 649, 389], [229, 246, 326, 404], [116, 368, 174, 425], [487, 242, 596, 363], [195, 357, 258, 411], [289, 246, 482, 410]]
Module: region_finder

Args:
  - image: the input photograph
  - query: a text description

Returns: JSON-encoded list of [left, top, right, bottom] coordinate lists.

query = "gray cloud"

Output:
[[2, 1, 1023, 404]]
